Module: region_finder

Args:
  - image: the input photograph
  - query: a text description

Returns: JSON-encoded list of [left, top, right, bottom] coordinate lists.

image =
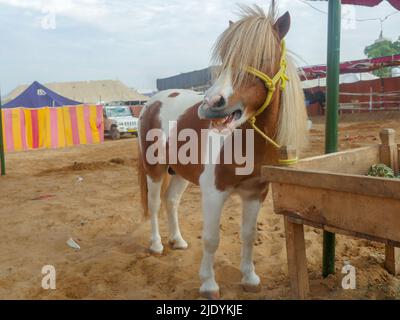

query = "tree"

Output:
[[364, 36, 400, 78]]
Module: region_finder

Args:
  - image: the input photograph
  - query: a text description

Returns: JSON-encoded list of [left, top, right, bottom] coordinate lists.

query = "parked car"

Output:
[[103, 105, 138, 140]]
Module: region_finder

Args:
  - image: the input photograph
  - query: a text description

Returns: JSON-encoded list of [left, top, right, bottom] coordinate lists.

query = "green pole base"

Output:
[[322, 231, 336, 277]]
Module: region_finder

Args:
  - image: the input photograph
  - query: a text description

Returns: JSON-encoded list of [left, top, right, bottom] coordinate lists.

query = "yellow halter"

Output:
[[245, 40, 297, 165]]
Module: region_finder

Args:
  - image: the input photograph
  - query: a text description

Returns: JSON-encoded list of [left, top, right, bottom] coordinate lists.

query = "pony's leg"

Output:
[[163, 175, 189, 249], [147, 176, 164, 254], [240, 198, 262, 291], [199, 191, 228, 299]]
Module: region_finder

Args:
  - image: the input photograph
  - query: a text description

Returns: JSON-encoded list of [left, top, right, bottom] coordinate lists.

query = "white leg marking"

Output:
[[147, 176, 164, 254], [163, 175, 189, 249], [240, 199, 261, 290], [198, 167, 230, 298]]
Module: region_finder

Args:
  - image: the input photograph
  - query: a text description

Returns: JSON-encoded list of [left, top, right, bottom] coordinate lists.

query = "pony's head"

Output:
[[198, 4, 307, 149]]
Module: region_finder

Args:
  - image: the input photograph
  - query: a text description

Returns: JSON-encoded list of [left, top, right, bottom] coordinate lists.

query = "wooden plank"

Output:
[[262, 166, 400, 200], [270, 183, 400, 244], [295, 145, 380, 174], [324, 226, 400, 247], [282, 215, 400, 247], [284, 217, 309, 299]]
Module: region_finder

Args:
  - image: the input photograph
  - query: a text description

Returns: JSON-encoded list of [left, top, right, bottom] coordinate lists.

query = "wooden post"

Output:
[[380, 128, 399, 174], [398, 145, 400, 172], [0, 91, 5, 175], [279, 145, 297, 163], [279, 145, 309, 298], [385, 245, 400, 276], [380, 128, 400, 275], [284, 217, 310, 299]]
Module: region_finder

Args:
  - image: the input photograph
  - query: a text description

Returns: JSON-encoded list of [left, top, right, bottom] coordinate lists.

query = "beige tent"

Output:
[[5, 80, 149, 104]]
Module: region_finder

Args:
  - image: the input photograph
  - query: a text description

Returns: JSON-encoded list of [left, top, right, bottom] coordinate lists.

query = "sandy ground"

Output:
[[1, 111, 400, 300]]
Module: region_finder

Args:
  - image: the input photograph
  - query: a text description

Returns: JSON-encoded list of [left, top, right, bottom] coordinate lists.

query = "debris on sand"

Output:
[[31, 194, 55, 200], [109, 158, 125, 164], [66, 238, 81, 250]]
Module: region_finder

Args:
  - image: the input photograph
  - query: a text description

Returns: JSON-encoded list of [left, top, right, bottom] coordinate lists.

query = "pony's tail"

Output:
[[138, 144, 149, 218]]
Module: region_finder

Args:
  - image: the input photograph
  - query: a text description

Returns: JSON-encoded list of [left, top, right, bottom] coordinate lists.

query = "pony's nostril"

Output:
[[205, 95, 226, 109], [214, 96, 225, 108]]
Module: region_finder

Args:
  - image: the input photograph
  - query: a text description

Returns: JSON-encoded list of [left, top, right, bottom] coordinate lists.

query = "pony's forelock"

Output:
[[211, 4, 279, 88]]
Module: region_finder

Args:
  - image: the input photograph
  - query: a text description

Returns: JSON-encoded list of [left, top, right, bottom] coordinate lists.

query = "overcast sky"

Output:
[[0, 0, 399, 95]]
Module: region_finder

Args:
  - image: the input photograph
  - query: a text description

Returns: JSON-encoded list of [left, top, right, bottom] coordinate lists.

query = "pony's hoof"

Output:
[[200, 290, 220, 300], [169, 238, 188, 250], [149, 243, 164, 255], [242, 283, 262, 293]]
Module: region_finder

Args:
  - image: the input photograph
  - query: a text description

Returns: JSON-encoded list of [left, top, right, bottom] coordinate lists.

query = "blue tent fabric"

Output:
[[3, 81, 82, 108]]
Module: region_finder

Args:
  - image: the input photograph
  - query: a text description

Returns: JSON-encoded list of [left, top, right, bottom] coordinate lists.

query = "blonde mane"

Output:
[[211, 2, 308, 150], [277, 57, 308, 150]]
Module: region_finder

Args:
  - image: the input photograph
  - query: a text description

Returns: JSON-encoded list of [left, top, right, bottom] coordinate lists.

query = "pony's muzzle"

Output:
[[204, 95, 226, 109], [198, 100, 243, 121], [198, 94, 230, 119]]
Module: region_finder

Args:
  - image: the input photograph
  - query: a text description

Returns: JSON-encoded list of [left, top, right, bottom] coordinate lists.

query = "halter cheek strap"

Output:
[[246, 40, 289, 118], [245, 40, 298, 165]]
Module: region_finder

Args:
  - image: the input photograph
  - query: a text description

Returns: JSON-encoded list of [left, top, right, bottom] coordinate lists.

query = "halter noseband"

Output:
[[245, 40, 297, 165]]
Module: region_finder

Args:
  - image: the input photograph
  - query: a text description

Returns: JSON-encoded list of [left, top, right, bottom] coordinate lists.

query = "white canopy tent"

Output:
[[302, 72, 379, 89]]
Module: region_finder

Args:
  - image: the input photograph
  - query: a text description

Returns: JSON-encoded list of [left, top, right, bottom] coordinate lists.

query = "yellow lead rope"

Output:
[[248, 117, 280, 149], [245, 40, 298, 165]]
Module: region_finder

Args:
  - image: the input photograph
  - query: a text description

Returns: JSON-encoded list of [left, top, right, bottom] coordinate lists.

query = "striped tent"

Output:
[[1, 81, 104, 152]]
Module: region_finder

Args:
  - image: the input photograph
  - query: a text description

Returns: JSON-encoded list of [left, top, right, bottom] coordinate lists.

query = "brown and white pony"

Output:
[[137, 3, 307, 299]]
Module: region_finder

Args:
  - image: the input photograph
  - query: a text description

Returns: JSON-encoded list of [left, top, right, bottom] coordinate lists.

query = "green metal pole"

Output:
[[323, 0, 341, 277], [0, 88, 5, 175]]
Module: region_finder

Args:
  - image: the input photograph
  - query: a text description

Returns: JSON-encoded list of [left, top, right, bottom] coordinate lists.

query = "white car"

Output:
[[103, 105, 138, 140]]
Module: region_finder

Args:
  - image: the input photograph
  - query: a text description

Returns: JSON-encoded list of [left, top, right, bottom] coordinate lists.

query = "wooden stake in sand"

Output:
[[0, 88, 5, 176]]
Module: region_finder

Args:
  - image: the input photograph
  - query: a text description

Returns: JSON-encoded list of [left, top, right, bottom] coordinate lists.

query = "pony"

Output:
[[137, 2, 307, 299]]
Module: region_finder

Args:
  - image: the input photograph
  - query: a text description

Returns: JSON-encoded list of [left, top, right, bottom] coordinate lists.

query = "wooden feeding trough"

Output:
[[262, 128, 400, 299]]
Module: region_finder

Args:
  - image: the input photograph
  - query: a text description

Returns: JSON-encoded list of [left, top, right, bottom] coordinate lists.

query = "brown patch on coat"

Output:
[[167, 102, 210, 185], [168, 92, 180, 98], [138, 101, 167, 182]]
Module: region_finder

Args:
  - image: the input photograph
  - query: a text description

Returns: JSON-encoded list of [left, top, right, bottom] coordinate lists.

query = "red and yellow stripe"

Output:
[[0, 105, 104, 152]]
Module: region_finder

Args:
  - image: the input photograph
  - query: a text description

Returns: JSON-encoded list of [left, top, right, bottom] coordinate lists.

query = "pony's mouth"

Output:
[[210, 109, 242, 131], [198, 103, 244, 132]]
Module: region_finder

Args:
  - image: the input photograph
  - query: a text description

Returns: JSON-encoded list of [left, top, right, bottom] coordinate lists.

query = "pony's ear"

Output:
[[274, 11, 291, 40], [229, 20, 234, 27]]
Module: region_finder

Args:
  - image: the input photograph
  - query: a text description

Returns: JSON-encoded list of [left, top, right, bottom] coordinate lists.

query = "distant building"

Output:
[[157, 67, 216, 92], [5, 80, 149, 105]]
